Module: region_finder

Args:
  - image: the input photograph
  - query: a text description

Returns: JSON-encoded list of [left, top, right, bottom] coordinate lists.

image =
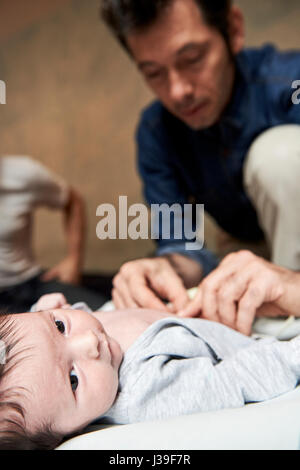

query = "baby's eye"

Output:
[[55, 320, 65, 334], [70, 369, 78, 392]]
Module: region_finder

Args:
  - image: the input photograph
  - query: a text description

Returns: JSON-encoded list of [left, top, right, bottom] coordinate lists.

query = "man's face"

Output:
[[3, 309, 123, 436], [127, 0, 240, 130]]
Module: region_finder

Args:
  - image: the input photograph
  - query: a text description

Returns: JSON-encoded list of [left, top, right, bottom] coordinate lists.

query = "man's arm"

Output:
[[137, 112, 218, 278], [112, 108, 218, 310], [41, 188, 86, 285], [164, 252, 203, 288], [269, 48, 300, 124]]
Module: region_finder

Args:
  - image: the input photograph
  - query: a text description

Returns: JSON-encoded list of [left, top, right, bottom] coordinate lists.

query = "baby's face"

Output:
[[6, 308, 123, 435]]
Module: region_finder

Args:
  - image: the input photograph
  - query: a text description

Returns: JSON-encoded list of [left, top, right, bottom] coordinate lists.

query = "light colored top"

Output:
[[0, 155, 69, 288], [103, 317, 300, 424]]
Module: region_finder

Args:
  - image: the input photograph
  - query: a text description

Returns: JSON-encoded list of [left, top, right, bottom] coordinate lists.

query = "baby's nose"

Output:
[[71, 330, 100, 360]]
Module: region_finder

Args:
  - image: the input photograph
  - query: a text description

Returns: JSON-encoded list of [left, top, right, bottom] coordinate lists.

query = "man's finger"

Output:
[[236, 282, 266, 335], [192, 264, 241, 320], [216, 273, 250, 328], [178, 289, 202, 317], [151, 272, 190, 312], [112, 288, 126, 309], [129, 276, 169, 311], [201, 281, 220, 322], [113, 275, 139, 308]]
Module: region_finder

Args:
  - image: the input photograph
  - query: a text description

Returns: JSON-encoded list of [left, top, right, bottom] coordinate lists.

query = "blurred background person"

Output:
[[0, 155, 107, 312]]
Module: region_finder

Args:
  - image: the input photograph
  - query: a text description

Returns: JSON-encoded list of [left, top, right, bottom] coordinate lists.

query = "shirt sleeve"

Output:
[[28, 159, 70, 209], [136, 112, 219, 277], [264, 48, 300, 124], [127, 334, 300, 423], [3, 155, 70, 209], [0, 155, 70, 209]]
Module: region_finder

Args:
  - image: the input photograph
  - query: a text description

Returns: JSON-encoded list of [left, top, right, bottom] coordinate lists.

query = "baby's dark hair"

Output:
[[0, 312, 64, 450]]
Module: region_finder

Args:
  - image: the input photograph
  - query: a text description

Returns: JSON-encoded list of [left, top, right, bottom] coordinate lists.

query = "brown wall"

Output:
[[0, 0, 299, 273]]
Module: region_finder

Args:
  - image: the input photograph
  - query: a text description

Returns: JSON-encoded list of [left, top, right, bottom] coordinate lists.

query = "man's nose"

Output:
[[69, 330, 100, 360], [168, 70, 193, 103]]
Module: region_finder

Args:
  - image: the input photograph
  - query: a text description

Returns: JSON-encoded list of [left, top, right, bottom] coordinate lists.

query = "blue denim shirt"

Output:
[[136, 44, 300, 276]]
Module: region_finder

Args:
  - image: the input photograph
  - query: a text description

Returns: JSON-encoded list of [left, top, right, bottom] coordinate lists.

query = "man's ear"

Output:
[[227, 5, 245, 55]]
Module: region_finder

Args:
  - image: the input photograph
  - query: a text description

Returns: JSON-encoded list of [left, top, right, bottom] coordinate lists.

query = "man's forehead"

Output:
[[126, 1, 212, 64]]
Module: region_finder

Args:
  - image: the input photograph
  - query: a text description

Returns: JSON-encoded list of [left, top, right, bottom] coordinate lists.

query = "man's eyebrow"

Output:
[[137, 41, 210, 69], [138, 60, 161, 70], [176, 41, 209, 56]]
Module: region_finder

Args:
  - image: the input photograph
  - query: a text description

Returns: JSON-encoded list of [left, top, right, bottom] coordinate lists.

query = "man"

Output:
[[0, 155, 106, 312], [100, 0, 300, 334]]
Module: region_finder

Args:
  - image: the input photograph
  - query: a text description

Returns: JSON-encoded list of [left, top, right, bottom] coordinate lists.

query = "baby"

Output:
[[0, 293, 300, 450]]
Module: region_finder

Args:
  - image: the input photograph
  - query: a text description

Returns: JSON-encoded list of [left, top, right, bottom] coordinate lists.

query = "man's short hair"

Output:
[[100, 0, 232, 51]]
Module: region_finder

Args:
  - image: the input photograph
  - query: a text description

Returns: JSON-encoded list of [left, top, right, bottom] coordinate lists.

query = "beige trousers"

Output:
[[243, 124, 300, 270]]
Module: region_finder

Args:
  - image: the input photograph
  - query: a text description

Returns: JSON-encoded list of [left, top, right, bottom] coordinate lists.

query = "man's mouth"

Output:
[[179, 101, 207, 118]]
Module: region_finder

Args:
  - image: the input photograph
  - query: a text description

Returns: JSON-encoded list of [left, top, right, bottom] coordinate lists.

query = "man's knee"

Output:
[[244, 124, 300, 199]]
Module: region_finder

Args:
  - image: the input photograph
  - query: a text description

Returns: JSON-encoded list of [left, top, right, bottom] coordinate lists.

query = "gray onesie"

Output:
[[100, 317, 300, 424], [53, 303, 300, 425]]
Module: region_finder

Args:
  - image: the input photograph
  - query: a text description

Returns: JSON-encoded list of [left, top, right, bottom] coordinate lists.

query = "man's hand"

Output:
[[112, 257, 192, 312], [41, 254, 81, 285], [179, 250, 291, 336]]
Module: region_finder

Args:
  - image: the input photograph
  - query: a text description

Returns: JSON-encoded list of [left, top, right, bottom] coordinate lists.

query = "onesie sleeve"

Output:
[[125, 334, 300, 423]]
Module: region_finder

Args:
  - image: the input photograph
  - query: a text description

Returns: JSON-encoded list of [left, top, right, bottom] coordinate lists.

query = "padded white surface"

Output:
[[57, 386, 300, 450]]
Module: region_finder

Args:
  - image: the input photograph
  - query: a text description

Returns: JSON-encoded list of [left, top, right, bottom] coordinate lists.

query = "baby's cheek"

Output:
[[90, 369, 119, 417]]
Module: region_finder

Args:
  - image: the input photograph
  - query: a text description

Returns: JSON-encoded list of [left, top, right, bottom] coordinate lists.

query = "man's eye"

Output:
[[188, 54, 202, 63], [144, 70, 163, 80], [181, 55, 202, 67], [55, 320, 65, 334], [70, 369, 79, 392]]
